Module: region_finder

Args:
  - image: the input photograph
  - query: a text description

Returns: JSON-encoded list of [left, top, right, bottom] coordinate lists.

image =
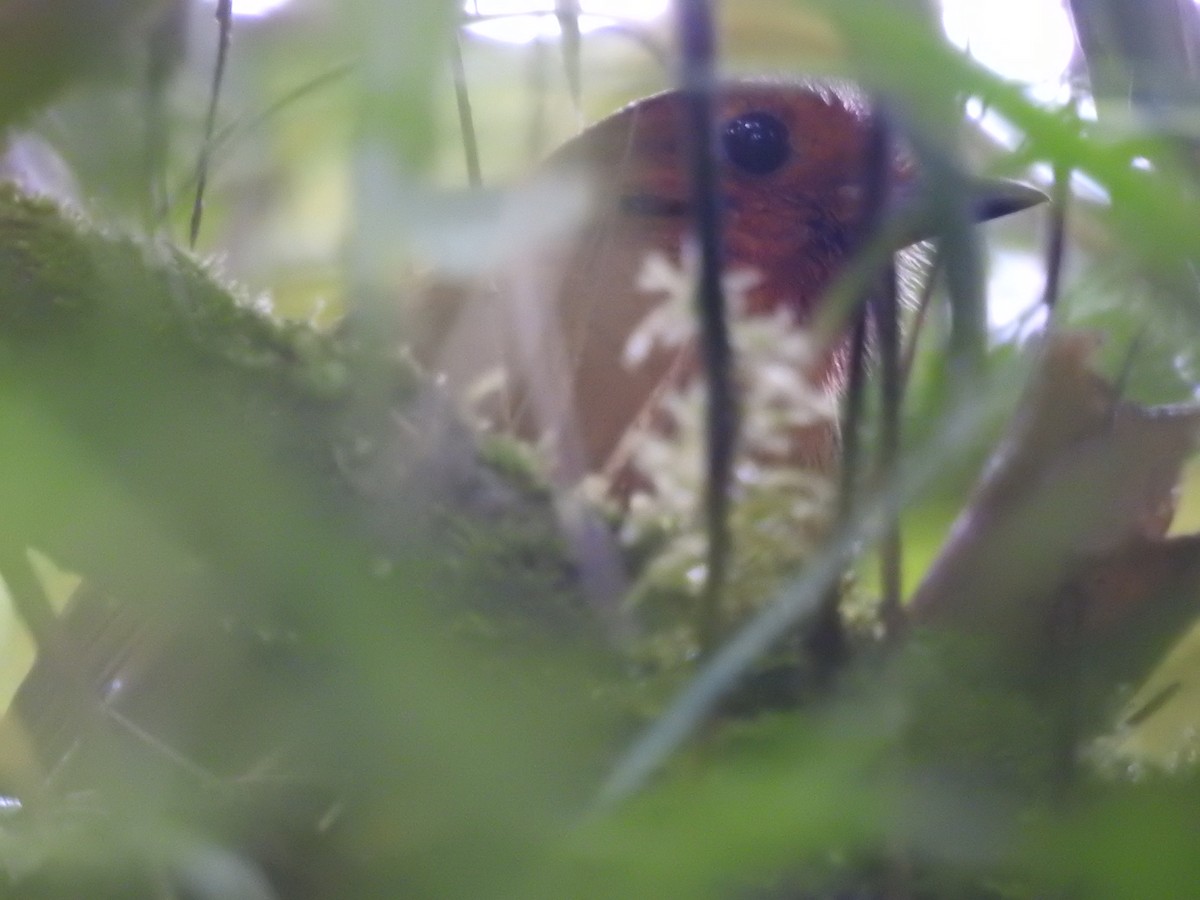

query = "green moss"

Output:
[[435, 488, 586, 638], [0, 188, 98, 333], [896, 628, 1068, 794], [475, 433, 553, 501], [0, 182, 350, 403], [0, 185, 602, 645]]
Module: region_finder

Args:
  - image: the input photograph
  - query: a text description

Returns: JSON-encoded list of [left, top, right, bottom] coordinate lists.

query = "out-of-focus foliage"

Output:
[[3, 1, 1200, 898]]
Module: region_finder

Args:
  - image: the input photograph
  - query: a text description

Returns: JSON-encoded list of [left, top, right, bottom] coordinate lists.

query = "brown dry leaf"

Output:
[[1077, 536, 1200, 635], [908, 331, 1200, 660]]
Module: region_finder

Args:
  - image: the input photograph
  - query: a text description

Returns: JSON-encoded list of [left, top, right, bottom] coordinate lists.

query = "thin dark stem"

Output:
[[907, 133, 986, 380], [1040, 158, 1070, 313], [1111, 326, 1148, 407], [189, 0, 233, 249], [805, 311, 868, 678], [874, 262, 904, 637], [852, 105, 895, 453], [941, 192, 986, 376], [807, 108, 894, 673], [677, 0, 735, 658], [837, 315, 870, 523], [163, 62, 354, 227], [862, 110, 904, 638], [450, 33, 482, 188]]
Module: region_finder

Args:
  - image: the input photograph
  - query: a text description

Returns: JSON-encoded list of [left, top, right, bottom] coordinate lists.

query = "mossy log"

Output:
[[0, 183, 611, 895]]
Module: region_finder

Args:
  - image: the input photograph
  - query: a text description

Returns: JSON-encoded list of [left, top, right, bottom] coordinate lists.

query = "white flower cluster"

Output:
[[613, 244, 838, 646]]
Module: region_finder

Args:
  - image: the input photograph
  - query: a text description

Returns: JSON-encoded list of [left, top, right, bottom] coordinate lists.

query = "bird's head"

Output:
[[416, 81, 1044, 479], [546, 82, 1042, 323]]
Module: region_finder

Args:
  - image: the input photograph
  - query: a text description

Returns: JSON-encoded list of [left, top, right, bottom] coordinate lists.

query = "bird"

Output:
[[412, 81, 1044, 488], [0, 80, 1045, 852]]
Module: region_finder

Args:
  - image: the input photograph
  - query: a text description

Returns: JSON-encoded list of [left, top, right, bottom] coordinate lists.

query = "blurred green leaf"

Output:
[[0, 0, 171, 129]]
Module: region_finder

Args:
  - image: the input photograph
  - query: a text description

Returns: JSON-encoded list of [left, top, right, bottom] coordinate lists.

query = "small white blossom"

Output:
[[625, 243, 761, 368], [245, 291, 275, 316], [615, 242, 839, 656]]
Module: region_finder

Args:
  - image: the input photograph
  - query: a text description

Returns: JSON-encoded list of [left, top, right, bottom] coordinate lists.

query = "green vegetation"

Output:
[[2, 1, 1200, 897]]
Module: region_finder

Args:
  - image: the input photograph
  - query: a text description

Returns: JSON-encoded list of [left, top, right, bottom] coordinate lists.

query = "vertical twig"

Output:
[[938, 172, 987, 379], [808, 107, 896, 671], [1040, 157, 1070, 314], [805, 312, 867, 677], [836, 317, 870, 525], [862, 112, 903, 636], [875, 262, 904, 636], [676, 0, 735, 658], [189, 0, 233, 249], [450, 32, 482, 188], [906, 121, 986, 382]]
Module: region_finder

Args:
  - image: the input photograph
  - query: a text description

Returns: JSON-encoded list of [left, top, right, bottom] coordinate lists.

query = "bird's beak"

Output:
[[891, 176, 1047, 247], [968, 178, 1048, 223]]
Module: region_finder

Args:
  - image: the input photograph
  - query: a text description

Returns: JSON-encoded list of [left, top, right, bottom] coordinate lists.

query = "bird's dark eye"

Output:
[[721, 111, 790, 175]]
